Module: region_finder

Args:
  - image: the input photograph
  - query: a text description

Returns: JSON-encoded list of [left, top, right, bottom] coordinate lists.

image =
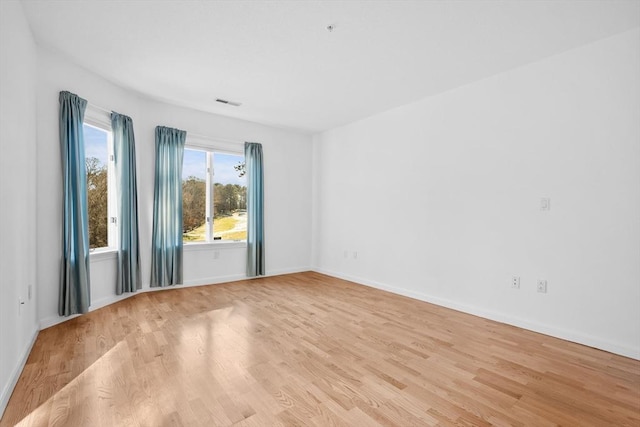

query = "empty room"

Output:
[[1, 0, 639, 425]]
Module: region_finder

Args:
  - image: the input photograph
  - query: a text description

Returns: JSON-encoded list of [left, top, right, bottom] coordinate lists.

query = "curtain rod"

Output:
[[88, 102, 113, 115], [88, 102, 134, 118], [87, 102, 247, 146], [186, 132, 245, 146]]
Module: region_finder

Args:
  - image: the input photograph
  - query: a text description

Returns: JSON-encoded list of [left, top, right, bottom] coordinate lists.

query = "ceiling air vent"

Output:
[[216, 98, 242, 107]]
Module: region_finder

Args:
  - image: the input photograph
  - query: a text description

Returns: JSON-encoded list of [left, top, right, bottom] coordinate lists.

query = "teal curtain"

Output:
[[111, 112, 141, 294], [245, 142, 265, 277], [59, 91, 91, 316], [151, 126, 186, 287]]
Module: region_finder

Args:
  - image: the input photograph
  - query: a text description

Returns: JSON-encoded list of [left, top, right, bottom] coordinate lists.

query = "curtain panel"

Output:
[[151, 126, 186, 287], [59, 91, 91, 316], [111, 112, 141, 294], [245, 142, 265, 277]]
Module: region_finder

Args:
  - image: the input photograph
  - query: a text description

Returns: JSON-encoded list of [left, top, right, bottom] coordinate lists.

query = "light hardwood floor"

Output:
[[2, 272, 639, 426]]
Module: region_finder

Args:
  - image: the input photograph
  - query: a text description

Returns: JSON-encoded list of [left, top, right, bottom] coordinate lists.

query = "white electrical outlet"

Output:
[[511, 276, 520, 289], [213, 250, 220, 260], [537, 279, 548, 293], [352, 251, 358, 259]]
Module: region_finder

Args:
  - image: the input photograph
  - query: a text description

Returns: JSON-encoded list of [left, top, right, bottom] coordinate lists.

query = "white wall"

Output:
[[36, 50, 313, 328], [313, 29, 640, 359], [0, 0, 39, 415]]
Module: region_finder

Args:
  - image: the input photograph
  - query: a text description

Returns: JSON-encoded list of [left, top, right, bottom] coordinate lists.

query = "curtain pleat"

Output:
[[151, 126, 186, 286], [112, 112, 141, 294], [59, 91, 91, 316], [245, 142, 265, 277]]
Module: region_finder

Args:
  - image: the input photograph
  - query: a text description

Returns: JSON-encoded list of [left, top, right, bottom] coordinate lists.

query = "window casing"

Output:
[[83, 107, 116, 251], [183, 140, 246, 244]]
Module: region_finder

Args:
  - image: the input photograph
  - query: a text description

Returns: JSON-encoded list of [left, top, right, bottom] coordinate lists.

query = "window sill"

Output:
[[90, 248, 117, 261], [183, 241, 247, 252]]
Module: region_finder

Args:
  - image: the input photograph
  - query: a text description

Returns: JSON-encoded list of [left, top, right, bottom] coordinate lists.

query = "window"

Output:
[[182, 147, 247, 243], [83, 111, 116, 250]]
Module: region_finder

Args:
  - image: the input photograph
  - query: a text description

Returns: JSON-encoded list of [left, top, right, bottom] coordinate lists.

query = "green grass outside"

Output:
[[183, 224, 206, 241], [213, 215, 237, 232], [183, 214, 246, 242], [224, 231, 247, 240]]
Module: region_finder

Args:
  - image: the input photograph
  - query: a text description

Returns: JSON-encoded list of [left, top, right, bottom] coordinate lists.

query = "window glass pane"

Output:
[[84, 124, 109, 249], [182, 149, 207, 242], [213, 153, 247, 241]]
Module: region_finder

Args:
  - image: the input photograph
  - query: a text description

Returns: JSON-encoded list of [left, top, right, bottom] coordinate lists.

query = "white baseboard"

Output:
[[40, 292, 134, 330], [182, 273, 248, 287], [38, 266, 640, 359], [0, 326, 38, 420], [266, 266, 311, 277], [181, 267, 311, 287], [40, 266, 313, 330], [313, 268, 640, 360]]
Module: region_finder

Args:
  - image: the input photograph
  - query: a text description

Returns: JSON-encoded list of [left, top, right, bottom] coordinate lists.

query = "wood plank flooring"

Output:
[[2, 272, 639, 426]]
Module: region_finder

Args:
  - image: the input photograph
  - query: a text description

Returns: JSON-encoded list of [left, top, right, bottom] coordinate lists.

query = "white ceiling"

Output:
[[21, 0, 640, 134]]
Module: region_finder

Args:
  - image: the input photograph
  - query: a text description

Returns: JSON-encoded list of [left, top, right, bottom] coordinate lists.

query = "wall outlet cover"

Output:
[[537, 279, 548, 293]]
